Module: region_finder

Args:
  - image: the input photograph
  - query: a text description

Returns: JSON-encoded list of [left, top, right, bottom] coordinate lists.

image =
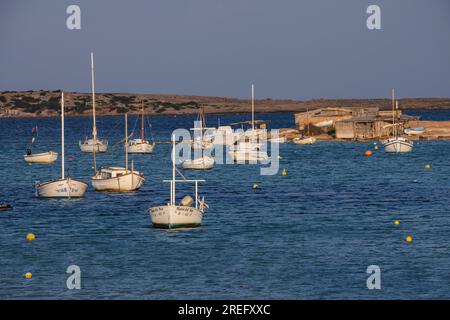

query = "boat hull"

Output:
[[382, 138, 413, 153], [128, 141, 154, 154], [150, 205, 203, 229], [182, 156, 215, 170], [79, 139, 108, 153], [92, 172, 144, 192], [229, 150, 269, 162], [24, 151, 58, 164], [35, 178, 88, 198], [293, 137, 317, 145]]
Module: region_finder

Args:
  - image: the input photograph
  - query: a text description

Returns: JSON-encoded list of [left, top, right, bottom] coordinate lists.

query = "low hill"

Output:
[[1, 90, 450, 117]]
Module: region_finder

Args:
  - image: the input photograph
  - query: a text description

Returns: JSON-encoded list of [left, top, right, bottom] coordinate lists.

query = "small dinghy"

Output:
[[293, 136, 317, 145], [24, 151, 58, 164], [404, 127, 425, 136], [23, 124, 58, 163], [0, 203, 13, 211]]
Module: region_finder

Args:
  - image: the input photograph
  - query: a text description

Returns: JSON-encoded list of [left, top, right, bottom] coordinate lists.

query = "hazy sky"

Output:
[[1, 0, 449, 99]]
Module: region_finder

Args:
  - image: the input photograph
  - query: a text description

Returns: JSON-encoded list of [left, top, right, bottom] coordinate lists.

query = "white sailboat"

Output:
[[149, 135, 207, 229], [35, 92, 88, 198], [91, 114, 145, 192], [381, 89, 413, 153], [191, 108, 214, 150], [229, 84, 268, 162], [79, 52, 108, 153], [183, 108, 215, 170], [128, 101, 155, 154]]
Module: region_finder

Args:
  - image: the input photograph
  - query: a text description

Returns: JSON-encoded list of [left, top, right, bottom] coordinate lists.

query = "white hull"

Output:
[[182, 156, 215, 170], [79, 139, 108, 153], [293, 137, 317, 145], [150, 205, 203, 229], [229, 150, 268, 162], [314, 120, 333, 128], [382, 137, 413, 153], [404, 128, 425, 136], [128, 141, 154, 154], [35, 178, 88, 198], [92, 170, 144, 192], [24, 151, 58, 164]]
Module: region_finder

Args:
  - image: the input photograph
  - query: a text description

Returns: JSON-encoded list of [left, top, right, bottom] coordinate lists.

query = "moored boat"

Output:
[[24, 151, 58, 164], [293, 136, 317, 145], [79, 52, 108, 153], [404, 127, 425, 136], [91, 114, 145, 192], [36, 92, 88, 198], [149, 135, 207, 229], [128, 100, 155, 154]]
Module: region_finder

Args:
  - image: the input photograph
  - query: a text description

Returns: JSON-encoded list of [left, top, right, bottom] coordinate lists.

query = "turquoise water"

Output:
[[1, 111, 450, 299]]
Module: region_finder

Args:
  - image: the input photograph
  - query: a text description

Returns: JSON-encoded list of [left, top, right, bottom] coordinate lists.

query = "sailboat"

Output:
[[293, 108, 317, 145], [91, 114, 145, 192], [183, 108, 215, 170], [128, 101, 155, 154], [149, 135, 208, 229], [35, 92, 88, 198], [229, 84, 269, 162], [381, 89, 413, 153], [24, 125, 58, 164], [191, 108, 214, 150], [79, 52, 108, 153]]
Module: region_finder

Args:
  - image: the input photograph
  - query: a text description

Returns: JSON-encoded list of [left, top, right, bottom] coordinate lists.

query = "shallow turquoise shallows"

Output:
[[1, 110, 450, 299]]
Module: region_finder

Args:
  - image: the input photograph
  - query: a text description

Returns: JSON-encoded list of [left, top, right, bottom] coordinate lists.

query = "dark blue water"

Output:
[[1, 110, 450, 299]]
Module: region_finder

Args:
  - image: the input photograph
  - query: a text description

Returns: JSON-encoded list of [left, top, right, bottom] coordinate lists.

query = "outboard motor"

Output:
[[179, 195, 194, 207]]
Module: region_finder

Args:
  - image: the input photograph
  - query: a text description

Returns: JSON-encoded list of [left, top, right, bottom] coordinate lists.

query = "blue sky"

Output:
[[0, 0, 449, 99]]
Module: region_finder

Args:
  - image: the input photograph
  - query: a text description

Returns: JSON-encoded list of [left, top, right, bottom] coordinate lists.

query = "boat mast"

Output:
[[307, 108, 310, 137], [91, 52, 97, 173], [141, 100, 145, 140], [171, 134, 176, 206], [395, 100, 399, 138], [251, 84, 255, 131], [61, 92, 65, 180], [392, 88, 395, 138], [125, 113, 128, 171], [91, 52, 97, 142]]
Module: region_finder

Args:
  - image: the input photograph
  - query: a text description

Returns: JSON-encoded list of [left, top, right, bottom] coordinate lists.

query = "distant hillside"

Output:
[[1, 90, 450, 118]]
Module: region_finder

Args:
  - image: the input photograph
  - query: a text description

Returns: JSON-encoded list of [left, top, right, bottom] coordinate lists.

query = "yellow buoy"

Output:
[[405, 236, 413, 243], [24, 272, 32, 279], [425, 164, 431, 169], [282, 169, 287, 176], [26, 233, 36, 241], [252, 183, 259, 189], [394, 220, 400, 225], [374, 145, 379, 150]]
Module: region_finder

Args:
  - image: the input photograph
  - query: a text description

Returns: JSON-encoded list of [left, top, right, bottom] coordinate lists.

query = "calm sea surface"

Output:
[[1, 110, 450, 299]]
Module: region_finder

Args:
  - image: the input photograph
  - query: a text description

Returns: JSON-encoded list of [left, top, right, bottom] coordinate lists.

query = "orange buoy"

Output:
[[364, 150, 373, 157]]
